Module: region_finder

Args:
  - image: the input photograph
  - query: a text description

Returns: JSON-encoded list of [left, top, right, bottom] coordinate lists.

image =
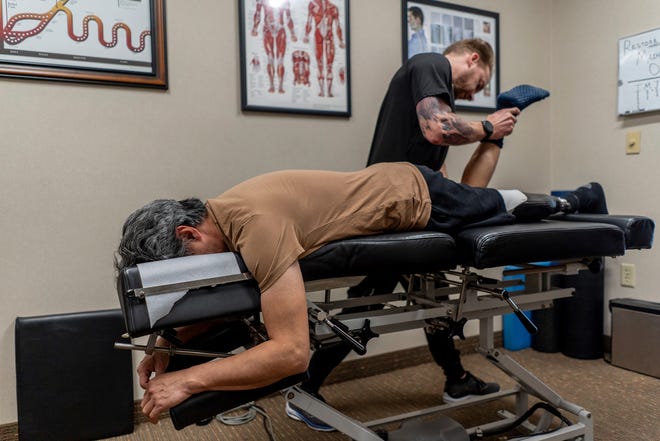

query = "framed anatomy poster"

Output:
[[239, 0, 351, 117], [0, 0, 168, 88]]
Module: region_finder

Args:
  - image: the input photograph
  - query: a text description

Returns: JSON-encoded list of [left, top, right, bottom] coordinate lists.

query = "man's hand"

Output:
[[137, 351, 170, 390], [487, 107, 520, 140], [140, 369, 195, 423]]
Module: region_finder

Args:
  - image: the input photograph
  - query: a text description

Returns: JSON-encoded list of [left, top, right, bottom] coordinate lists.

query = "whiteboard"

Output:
[[618, 28, 660, 115]]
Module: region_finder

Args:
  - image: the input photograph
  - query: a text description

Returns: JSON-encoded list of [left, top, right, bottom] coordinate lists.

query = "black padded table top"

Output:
[[301, 216, 653, 276], [554, 214, 654, 249], [299, 231, 456, 280], [455, 220, 626, 269]]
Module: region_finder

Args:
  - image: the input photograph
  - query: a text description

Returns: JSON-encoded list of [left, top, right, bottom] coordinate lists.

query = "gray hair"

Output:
[[115, 198, 207, 272]]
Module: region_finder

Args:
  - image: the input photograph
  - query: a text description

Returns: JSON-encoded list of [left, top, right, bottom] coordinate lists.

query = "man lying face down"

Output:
[[115, 161, 606, 423]]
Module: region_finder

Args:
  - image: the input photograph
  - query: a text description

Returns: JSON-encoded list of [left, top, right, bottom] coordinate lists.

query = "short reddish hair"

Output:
[[444, 38, 494, 72]]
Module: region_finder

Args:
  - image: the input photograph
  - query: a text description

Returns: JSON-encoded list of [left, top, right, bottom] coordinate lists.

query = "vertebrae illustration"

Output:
[[3, 0, 150, 53]]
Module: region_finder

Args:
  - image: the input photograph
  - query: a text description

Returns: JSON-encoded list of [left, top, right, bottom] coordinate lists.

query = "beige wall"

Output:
[[550, 0, 660, 327], [0, 0, 657, 425]]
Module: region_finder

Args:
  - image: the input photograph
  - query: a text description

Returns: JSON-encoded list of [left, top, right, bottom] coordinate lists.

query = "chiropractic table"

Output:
[[115, 213, 654, 441]]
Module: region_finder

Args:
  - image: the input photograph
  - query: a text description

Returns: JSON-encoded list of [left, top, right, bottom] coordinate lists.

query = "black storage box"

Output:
[[15, 309, 134, 441]]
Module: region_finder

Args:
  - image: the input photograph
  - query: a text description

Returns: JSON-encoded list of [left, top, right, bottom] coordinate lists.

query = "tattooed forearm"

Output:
[[441, 115, 474, 143], [417, 96, 443, 121], [416, 96, 476, 145]]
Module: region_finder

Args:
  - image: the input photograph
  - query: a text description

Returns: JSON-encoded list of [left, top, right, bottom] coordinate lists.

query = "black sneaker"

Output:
[[285, 401, 335, 432], [568, 182, 608, 214], [443, 371, 500, 403]]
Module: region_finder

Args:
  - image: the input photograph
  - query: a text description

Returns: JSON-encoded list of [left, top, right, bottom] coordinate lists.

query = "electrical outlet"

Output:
[[621, 263, 636, 288], [626, 131, 641, 154]]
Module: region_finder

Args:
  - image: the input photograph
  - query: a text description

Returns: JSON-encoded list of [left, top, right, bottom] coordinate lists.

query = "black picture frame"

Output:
[[239, 0, 351, 117], [403, 0, 499, 112], [0, 0, 168, 89]]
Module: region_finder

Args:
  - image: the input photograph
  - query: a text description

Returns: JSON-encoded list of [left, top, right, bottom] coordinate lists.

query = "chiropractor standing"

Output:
[[286, 38, 549, 431]]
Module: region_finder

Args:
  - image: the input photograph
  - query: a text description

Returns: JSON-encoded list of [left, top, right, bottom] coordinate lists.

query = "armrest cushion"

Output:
[[170, 373, 307, 430]]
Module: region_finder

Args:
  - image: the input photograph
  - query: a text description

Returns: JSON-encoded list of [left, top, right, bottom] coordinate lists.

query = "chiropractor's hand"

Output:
[[487, 107, 520, 139], [140, 369, 194, 423]]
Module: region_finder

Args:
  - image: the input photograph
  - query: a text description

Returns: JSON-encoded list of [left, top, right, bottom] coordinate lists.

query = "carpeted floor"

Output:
[[108, 348, 660, 441]]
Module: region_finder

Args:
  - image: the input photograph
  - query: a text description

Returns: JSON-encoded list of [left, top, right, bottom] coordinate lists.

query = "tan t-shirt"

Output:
[[206, 162, 431, 291]]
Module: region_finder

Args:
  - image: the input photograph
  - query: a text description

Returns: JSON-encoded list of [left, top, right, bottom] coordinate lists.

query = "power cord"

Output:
[[216, 402, 277, 441]]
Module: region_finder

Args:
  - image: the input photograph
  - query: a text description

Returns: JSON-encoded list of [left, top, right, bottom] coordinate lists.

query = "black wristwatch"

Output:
[[481, 120, 494, 142]]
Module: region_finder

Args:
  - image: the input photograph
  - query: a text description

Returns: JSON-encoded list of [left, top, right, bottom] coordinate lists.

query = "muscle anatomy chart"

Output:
[[242, 0, 349, 115], [1, 0, 154, 73]]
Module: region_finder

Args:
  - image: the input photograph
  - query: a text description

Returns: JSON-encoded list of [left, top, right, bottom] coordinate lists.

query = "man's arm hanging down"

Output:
[[138, 262, 310, 423]]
